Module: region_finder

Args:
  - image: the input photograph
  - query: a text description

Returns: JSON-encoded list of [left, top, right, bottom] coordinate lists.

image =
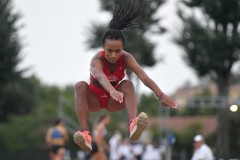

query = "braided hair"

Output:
[[101, 0, 145, 46]]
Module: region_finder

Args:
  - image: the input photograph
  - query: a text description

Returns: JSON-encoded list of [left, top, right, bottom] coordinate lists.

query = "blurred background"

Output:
[[0, 0, 240, 159]]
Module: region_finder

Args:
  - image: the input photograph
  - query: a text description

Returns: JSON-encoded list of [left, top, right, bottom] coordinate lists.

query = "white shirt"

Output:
[[118, 143, 135, 160], [109, 133, 121, 160], [132, 143, 144, 156], [191, 144, 214, 160], [142, 144, 161, 160]]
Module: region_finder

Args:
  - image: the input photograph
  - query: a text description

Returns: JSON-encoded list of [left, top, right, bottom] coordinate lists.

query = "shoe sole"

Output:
[[73, 132, 92, 152], [130, 112, 148, 141]]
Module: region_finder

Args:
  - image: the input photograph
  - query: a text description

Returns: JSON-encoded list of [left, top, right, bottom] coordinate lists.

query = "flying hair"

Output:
[[101, 0, 147, 45], [109, 0, 144, 31]]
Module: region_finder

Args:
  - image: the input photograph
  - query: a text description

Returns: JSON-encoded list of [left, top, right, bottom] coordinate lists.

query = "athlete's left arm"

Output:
[[124, 51, 177, 109], [45, 128, 53, 146], [62, 127, 69, 142]]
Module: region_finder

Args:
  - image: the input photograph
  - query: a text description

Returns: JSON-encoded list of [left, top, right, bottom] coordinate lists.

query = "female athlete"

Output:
[[73, 0, 177, 152]]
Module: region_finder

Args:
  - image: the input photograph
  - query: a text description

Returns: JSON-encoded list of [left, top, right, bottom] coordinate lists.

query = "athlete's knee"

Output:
[[75, 81, 88, 93], [121, 80, 135, 90]]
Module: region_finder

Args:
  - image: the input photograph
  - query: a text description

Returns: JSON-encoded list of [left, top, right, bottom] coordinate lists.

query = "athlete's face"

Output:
[[103, 39, 123, 64]]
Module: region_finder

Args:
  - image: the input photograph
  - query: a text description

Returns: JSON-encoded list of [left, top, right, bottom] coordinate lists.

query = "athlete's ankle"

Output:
[[82, 130, 91, 134], [129, 119, 134, 124]]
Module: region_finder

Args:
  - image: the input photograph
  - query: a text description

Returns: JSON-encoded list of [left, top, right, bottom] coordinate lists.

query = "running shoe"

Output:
[[129, 112, 148, 141], [73, 131, 92, 152]]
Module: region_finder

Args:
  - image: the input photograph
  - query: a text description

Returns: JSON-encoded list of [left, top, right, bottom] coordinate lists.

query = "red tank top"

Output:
[[90, 51, 126, 83]]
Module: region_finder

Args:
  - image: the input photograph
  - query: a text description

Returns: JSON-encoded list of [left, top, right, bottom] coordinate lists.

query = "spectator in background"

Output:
[[45, 119, 69, 160], [132, 141, 144, 160], [109, 131, 122, 160], [85, 115, 111, 160], [191, 134, 214, 160], [142, 143, 162, 160], [118, 139, 135, 160]]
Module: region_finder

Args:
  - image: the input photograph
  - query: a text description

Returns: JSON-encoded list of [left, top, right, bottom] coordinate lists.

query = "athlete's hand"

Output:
[[110, 90, 124, 103], [158, 94, 177, 109]]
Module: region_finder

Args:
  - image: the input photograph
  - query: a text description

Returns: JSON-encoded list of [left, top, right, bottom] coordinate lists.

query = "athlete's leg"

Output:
[[107, 80, 148, 141], [75, 81, 102, 131], [106, 80, 137, 121], [74, 81, 103, 152]]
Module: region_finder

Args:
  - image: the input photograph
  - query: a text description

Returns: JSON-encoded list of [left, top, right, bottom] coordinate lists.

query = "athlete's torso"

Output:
[[90, 51, 126, 87]]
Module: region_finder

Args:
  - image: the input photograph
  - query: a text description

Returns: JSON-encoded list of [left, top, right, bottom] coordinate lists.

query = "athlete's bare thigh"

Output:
[[78, 81, 102, 112], [106, 81, 129, 112]]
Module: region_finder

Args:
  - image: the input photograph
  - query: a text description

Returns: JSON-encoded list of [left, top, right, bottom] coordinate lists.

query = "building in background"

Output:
[[173, 82, 240, 107]]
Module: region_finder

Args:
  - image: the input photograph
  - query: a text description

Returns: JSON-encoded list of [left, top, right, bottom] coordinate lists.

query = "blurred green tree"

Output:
[[138, 93, 160, 117], [228, 110, 240, 156], [174, 123, 203, 157], [175, 0, 240, 158], [231, 71, 240, 84], [0, 81, 74, 154], [0, 0, 36, 121], [85, 0, 166, 78]]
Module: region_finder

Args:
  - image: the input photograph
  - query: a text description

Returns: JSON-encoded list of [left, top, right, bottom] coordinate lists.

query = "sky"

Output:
[[13, 0, 199, 95]]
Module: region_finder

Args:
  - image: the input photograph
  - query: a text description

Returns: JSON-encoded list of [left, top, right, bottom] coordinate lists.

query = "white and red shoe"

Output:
[[129, 112, 148, 141], [73, 130, 92, 152]]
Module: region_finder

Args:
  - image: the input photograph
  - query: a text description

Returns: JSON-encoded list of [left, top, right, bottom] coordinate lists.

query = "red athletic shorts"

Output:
[[89, 83, 120, 109]]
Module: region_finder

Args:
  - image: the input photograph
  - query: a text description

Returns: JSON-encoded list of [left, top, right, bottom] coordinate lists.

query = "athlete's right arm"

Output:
[[90, 56, 123, 103], [90, 57, 115, 93]]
